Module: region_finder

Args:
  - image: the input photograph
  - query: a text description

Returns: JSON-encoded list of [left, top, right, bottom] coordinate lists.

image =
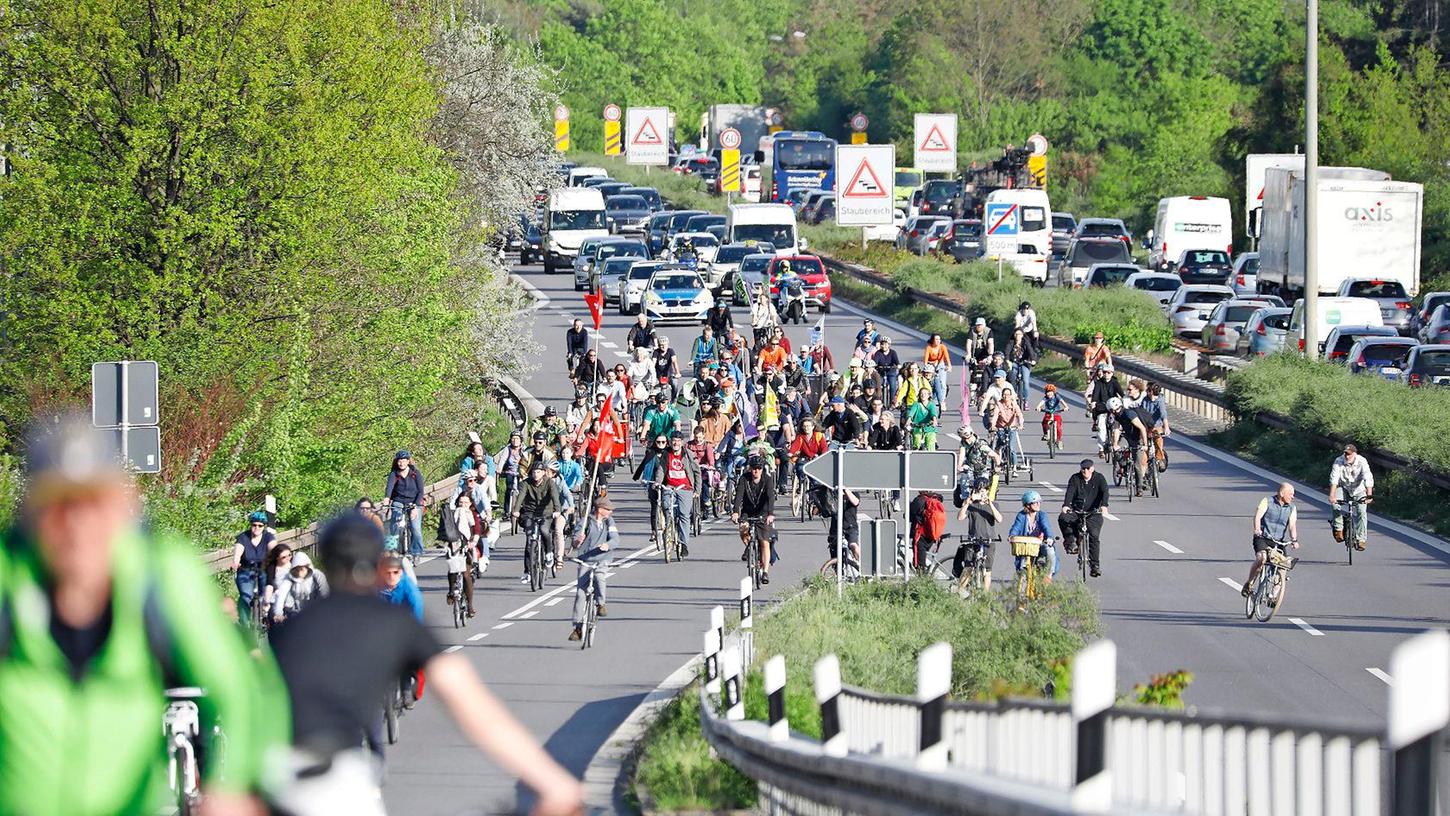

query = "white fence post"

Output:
[[815, 654, 847, 757], [765, 655, 788, 742], [703, 627, 722, 695], [1389, 629, 1450, 816], [722, 642, 745, 721], [916, 642, 952, 771], [1072, 640, 1117, 813], [739, 577, 754, 666]]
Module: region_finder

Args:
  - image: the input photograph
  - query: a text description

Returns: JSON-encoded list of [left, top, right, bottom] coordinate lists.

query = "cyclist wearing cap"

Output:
[[1036, 383, 1067, 445], [978, 368, 1009, 431], [383, 449, 427, 561], [1085, 363, 1124, 458], [233, 509, 278, 621], [690, 325, 719, 379], [854, 319, 880, 357], [1061, 459, 1110, 577], [820, 396, 864, 447], [731, 455, 778, 584], [641, 392, 681, 441], [871, 337, 902, 402], [1329, 444, 1374, 550], [698, 397, 730, 448], [1014, 301, 1039, 351], [520, 431, 558, 476], [1010, 490, 1057, 583], [650, 433, 700, 557], [965, 318, 994, 383], [707, 299, 734, 336], [568, 496, 618, 642]]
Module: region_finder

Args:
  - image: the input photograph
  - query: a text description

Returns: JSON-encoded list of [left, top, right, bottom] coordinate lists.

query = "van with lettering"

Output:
[[1149, 196, 1232, 272]]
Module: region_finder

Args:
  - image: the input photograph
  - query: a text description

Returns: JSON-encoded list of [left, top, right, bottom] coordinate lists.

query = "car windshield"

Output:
[[668, 212, 704, 229], [649, 214, 672, 231], [1184, 250, 1230, 266], [924, 181, 962, 204], [1091, 266, 1136, 285], [895, 170, 923, 188], [551, 209, 606, 230], [1414, 350, 1450, 375], [952, 221, 982, 239], [653, 274, 702, 290], [715, 246, 752, 263], [1262, 313, 1291, 330], [679, 235, 718, 248], [734, 224, 795, 247], [1072, 242, 1130, 264], [773, 258, 825, 277], [1346, 280, 1408, 298], [740, 256, 772, 274], [607, 196, 647, 212], [623, 189, 660, 206], [1185, 291, 1230, 305], [1225, 305, 1261, 322], [603, 258, 642, 276], [776, 140, 834, 171], [1240, 256, 1260, 275], [1052, 214, 1076, 231], [1135, 277, 1181, 292], [628, 265, 658, 280], [1020, 206, 1047, 232], [1361, 343, 1414, 366], [600, 242, 647, 260], [687, 217, 726, 231], [1080, 223, 1124, 237]]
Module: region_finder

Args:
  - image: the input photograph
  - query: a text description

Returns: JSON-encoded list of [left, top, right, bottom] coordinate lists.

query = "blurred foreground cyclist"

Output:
[[269, 512, 583, 816], [0, 414, 279, 816]]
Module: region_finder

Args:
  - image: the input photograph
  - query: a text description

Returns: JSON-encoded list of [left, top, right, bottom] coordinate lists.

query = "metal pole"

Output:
[[902, 451, 912, 577], [835, 482, 844, 598], [119, 361, 130, 469], [1304, 0, 1320, 357]]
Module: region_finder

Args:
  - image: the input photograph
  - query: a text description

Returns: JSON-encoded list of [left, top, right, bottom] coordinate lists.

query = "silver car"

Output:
[[572, 236, 614, 291], [1058, 238, 1132, 288], [1199, 299, 1268, 352], [1051, 212, 1077, 257], [1231, 252, 1259, 296], [1235, 307, 1292, 357], [897, 216, 948, 255], [1419, 304, 1450, 345], [1337, 277, 1414, 334], [1123, 271, 1182, 306], [619, 261, 668, 315], [597, 255, 646, 304], [1165, 285, 1235, 337]]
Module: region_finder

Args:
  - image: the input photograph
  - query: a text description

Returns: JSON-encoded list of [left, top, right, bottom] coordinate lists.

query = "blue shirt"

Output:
[[1041, 394, 1067, 414], [379, 572, 424, 622], [557, 459, 584, 491], [1009, 508, 1055, 540], [1141, 396, 1167, 427]]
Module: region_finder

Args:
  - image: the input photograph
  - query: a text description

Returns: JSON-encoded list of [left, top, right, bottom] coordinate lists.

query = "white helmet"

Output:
[[1108, 396, 1124, 411]]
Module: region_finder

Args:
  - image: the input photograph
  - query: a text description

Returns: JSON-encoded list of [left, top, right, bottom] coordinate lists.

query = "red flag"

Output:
[[595, 400, 627, 463], [583, 291, 603, 331]]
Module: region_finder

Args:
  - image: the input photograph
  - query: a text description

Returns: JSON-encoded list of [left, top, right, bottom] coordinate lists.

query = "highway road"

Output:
[[381, 256, 1450, 815]]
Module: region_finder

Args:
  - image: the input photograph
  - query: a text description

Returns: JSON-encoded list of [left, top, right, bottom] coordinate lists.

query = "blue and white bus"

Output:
[[763, 131, 837, 203]]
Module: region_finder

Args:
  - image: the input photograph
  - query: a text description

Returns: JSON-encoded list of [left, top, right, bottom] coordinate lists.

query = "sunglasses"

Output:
[[250, 522, 266, 528]]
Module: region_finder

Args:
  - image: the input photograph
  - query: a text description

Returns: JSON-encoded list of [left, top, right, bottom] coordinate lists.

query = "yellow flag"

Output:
[[763, 385, 779, 429]]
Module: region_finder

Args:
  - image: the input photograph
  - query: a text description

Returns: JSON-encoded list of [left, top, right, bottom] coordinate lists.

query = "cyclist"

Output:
[[520, 430, 558, 476], [572, 348, 606, 393], [1242, 483, 1300, 597], [271, 551, 329, 623], [820, 396, 864, 447], [706, 298, 734, 337], [871, 337, 902, 403], [751, 284, 780, 345], [565, 317, 589, 374], [494, 431, 524, 518], [565, 395, 589, 436], [378, 553, 424, 621], [732, 455, 778, 584], [954, 477, 1001, 586], [233, 509, 277, 622], [893, 361, 929, 410], [854, 318, 880, 358], [690, 325, 719, 379], [824, 487, 861, 571], [652, 336, 681, 401], [905, 387, 940, 450], [698, 396, 730, 447], [1005, 328, 1037, 406], [688, 426, 721, 517], [269, 513, 584, 816], [567, 496, 618, 642], [382, 449, 427, 561], [923, 332, 953, 405], [869, 408, 905, 451], [445, 492, 478, 618], [757, 333, 790, 372], [633, 434, 670, 541], [1061, 459, 1110, 577], [964, 317, 994, 387], [650, 432, 699, 557], [1085, 363, 1124, 458], [626, 312, 657, 351], [1036, 383, 1067, 446], [788, 416, 830, 486], [955, 426, 1001, 500], [513, 462, 563, 582], [1014, 301, 1039, 352], [978, 369, 1009, 432], [1108, 396, 1151, 494], [536, 405, 569, 447], [601, 366, 628, 413], [641, 391, 681, 442], [1140, 382, 1170, 472], [1329, 444, 1374, 550], [0, 416, 281, 815], [989, 385, 1024, 466], [1009, 490, 1057, 585], [1083, 330, 1112, 371]]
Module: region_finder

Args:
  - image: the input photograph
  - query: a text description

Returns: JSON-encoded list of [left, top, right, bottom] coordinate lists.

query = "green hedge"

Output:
[[1223, 354, 1450, 473]]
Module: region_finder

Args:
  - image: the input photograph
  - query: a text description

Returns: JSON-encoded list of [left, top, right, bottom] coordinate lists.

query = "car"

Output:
[[906, 187, 925, 220], [594, 180, 631, 199], [619, 260, 668, 315], [1336, 278, 1415, 335], [1322, 325, 1399, 363], [645, 212, 675, 255], [1123, 271, 1183, 306], [1400, 344, 1450, 387], [698, 161, 722, 188], [684, 214, 727, 235], [940, 219, 984, 263], [577, 237, 649, 291], [508, 214, 542, 265], [1347, 337, 1419, 380], [806, 193, 836, 225], [1410, 291, 1450, 337], [919, 179, 964, 218], [732, 252, 776, 305], [1072, 218, 1132, 247], [571, 236, 614, 290], [1231, 252, 1259, 296], [767, 255, 832, 313], [618, 186, 663, 212], [1084, 263, 1141, 288], [785, 188, 814, 214], [579, 176, 615, 189], [1174, 249, 1233, 285], [743, 167, 762, 202], [597, 255, 647, 304], [897, 215, 948, 255], [643, 268, 713, 324], [1417, 304, 1450, 344], [1050, 212, 1077, 257], [651, 209, 707, 255], [1238, 293, 1287, 308], [1000, 245, 1051, 286], [665, 232, 720, 265], [673, 156, 717, 176], [1199, 299, 1269, 352], [706, 242, 769, 294], [705, 224, 728, 242], [605, 195, 652, 235], [863, 207, 907, 243], [1058, 238, 1132, 288], [1165, 284, 1235, 337], [797, 189, 833, 222], [1235, 307, 1293, 357]]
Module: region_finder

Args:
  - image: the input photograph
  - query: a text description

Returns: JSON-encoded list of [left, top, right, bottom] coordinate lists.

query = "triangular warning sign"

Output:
[[631, 118, 664, 146], [919, 124, 951, 152], [842, 159, 888, 198]]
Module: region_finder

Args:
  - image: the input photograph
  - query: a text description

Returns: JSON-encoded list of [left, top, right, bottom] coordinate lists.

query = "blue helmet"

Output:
[[1021, 490, 1042, 505], [248, 510, 269, 524]]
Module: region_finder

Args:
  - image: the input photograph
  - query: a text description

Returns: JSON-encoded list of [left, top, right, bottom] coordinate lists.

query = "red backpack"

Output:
[[916, 492, 946, 545]]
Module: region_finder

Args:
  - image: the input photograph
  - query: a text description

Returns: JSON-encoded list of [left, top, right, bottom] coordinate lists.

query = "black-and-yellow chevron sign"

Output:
[[604, 121, 622, 156], [720, 148, 741, 193]]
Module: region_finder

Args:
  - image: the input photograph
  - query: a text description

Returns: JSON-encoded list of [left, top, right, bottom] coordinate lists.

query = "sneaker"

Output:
[[1354, 540, 1366, 551], [1090, 565, 1102, 578], [1064, 544, 1079, 555], [567, 627, 582, 642], [761, 573, 770, 585], [596, 604, 608, 617], [467, 608, 476, 618], [1041, 432, 1048, 441], [680, 543, 690, 557], [1157, 461, 1167, 473], [1241, 582, 1252, 598], [741, 548, 749, 562], [519, 574, 530, 584]]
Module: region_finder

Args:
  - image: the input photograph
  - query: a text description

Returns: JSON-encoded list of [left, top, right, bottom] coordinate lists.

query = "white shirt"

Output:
[[1330, 455, 1374, 498], [1014, 308, 1038, 335]]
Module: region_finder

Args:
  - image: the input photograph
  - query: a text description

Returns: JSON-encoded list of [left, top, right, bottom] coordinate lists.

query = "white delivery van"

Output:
[[727, 203, 801, 255], [567, 166, 607, 187], [983, 188, 1052, 259], [1149, 196, 1233, 271], [1288, 296, 1383, 357], [543, 188, 608, 274]]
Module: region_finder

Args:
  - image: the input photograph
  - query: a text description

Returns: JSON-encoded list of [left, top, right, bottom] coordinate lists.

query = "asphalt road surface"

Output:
[[381, 257, 1450, 815]]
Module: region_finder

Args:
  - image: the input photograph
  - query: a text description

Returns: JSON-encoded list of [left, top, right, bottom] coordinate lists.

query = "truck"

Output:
[[698, 105, 769, 161], [1258, 166, 1423, 298]]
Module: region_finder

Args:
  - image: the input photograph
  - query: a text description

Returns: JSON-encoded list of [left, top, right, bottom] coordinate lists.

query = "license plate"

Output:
[[1381, 366, 1401, 375]]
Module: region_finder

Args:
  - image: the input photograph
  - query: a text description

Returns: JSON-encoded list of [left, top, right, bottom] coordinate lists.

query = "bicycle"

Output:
[[1142, 443, 1160, 499], [163, 687, 206, 816], [739, 516, 770, 589], [1110, 442, 1135, 503], [384, 676, 410, 744], [992, 429, 1015, 486], [449, 569, 471, 629], [384, 502, 422, 566], [915, 538, 954, 582], [1011, 536, 1047, 611], [1042, 412, 1063, 459], [656, 487, 682, 563], [1063, 510, 1089, 583], [1337, 496, 1368, 565], [954, 535, 997, 599], [1246, 538, 1297, 622], [690, 488, 704, 538], [570, 558, 613, 650], [521, 515, 547, 592]]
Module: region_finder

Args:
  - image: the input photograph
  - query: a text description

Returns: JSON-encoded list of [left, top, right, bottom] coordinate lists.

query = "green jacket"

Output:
[[0, 524, 288, 814]]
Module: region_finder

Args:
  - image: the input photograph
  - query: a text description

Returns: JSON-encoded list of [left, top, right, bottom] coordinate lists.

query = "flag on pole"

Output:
[[808, 316, 825, 347], [583, 291, 603, 331], [735, 389, 758, 439], [762, 384, 779, 429], [958, 354, 972, 425], [596, 400, 627, 463]]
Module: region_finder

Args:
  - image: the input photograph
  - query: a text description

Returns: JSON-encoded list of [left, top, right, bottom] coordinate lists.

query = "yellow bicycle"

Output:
[[1011, 535, 1044, 611]]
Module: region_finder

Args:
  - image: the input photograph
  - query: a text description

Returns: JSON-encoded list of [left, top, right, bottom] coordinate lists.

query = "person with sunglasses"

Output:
[[731, 455, 778, 584], [633, 433, 671, 544], [233, 510, 278, 623]]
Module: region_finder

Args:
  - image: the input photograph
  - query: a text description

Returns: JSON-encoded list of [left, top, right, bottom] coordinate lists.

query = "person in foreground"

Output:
[[0, 415, 280, 816], [269, 512, 584, 816]]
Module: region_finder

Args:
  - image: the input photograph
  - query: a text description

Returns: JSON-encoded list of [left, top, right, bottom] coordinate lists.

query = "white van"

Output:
[[567, 166, 607, 187], [543, 188, 608, 274], [983, 188, 1052, 259], [1288, 296, 1383, 357], [727, 203, 801, 255], [1150, 196, 1233, 271], [743, 166, 763, 203]]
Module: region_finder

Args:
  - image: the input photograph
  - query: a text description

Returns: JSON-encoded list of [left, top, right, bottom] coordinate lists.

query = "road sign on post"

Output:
[[553, 105, 570, 152], [766, 108, 784, 134], [913, 113, 958, 173], [720, 150, 742, 193], [984, 201, 1021, 257], [603, 103, 623, 156], [801, 449, 956, 492], [91, 360, 161, 473], [625, 107, 670, 166], [849, 112, 869, 144], [834, 144, 895, 227]]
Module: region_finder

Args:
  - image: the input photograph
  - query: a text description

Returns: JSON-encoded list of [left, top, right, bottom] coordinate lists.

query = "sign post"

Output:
[[849, 112, 869, 145], [719, 128, 742, 202], [625, 106, 670, 168], [984, 200, 1022, 279], [835, 143, 896, 251], [553, 104, 570, 153], [603, 103, 623, 157], [913, 113, 958, 173], [91, 360, 162, 473]]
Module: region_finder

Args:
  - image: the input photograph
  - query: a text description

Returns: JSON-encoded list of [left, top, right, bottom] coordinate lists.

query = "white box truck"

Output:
[[1258, 166, 1422, 297], [1244, 153, 1304, 239], [700, 105, 769, 161]]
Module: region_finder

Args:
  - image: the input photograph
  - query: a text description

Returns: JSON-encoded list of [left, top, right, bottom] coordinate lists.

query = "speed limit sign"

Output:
[[719, 128, 742, 150], [849, 112, 869, 132], [553, 104, 570, 122], [603, 103, 622, 122]]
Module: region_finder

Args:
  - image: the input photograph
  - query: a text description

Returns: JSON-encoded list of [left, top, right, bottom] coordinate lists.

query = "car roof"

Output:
[[1087, 263, 1139, 271], [1327, 325, 1397, 336], [1073, 236, 1126, 245], [674, 231, 717, 240], [1177, 284, 1235, 294], [1125, 271, 1179, 281], [1077, 217, 1125, 226], [1247, 306, 1292, 318], [1411, 344, 1450, 353], [1353, 336, 1417, 346]]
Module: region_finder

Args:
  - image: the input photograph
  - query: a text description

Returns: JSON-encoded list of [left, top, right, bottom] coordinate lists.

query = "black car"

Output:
[[652, 209, 707, 254], [605, 195, 652, 235], [619, 186, 664, 212], [920, 179, 964, 218], [684, 214, 727, 234], [1175, 249, 1233, 285], [942, 219, 983, 263], [509, 214, 542, 265]]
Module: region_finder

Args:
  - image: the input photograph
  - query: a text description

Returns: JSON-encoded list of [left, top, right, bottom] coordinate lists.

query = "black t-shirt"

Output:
[[964, 502, 997, 539], [821, 409, 861, 443], [271, 592, 442, 753], [1115, 408, 1147, 443], [50, 603, 114, 682], [653, 349, 677, 379]]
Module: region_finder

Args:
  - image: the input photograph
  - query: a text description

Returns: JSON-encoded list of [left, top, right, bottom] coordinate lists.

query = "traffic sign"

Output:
[[553, 104, 570, 122], [801, 449, 956, 492], [1026, 133, 1049, 156], [104, 427, 161, 474], [834, 144, 895, 227], [604, 120, 622, 156], [913, 113, 958, 173], [850, 132, 867, 145], [92, 361, 159, 428], [603, 103, 622, 122], [849, 112, 869, 132], [719, 128, 742, 150], [720, 148, 741, 192], [554, 119, 570, 152], [985, 202, 1020, 235], [1027, 154, 1047, 188], [625, 106, 669, 166]]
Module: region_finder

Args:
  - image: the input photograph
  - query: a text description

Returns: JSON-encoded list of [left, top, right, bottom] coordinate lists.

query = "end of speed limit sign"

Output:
[[719, 128, 742, 150], [603, 103, 622, 122]]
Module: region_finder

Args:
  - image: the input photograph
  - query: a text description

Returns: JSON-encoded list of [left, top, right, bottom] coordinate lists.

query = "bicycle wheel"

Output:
[[1149, 460, 1160, 498], [529, 535, 544, 592], [452, 581, 464, 629], [1245, 579, 1257, 619], [1111, 455, 1124, 488], [661, 506, 676, 563], [385, 699, 400, 744], [1253, 569, 1278, 622], [582, 597, 596, 650], [1079, 543, 1088, 583], [749, 534, 762, 590]]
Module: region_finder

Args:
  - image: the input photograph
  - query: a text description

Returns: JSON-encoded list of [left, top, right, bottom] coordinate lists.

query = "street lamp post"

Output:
[[1304, 0, 1320, 357]]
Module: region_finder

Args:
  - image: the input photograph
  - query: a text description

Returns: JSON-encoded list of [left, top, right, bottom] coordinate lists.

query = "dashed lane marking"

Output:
[[1103, 511, 1121, 521], [468, 633, 489, 642], [1218, 577, 1243, 592], [1289, 618, 1325, 637], [1154, 539, 1183, 554], [444, 645, 463, 653], [545, 597, 566, 607], [520, 610, 540, 619], [1038, 481, 1063, 493], [492, 622, 515, 630], [1367, 667, 1393, 685]]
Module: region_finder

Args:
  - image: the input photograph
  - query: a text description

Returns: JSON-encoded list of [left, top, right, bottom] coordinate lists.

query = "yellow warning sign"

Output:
[[768, 125, 783, 135], [554, 119, 570, 152], [1027, 154, 1047, 188], [720, 149, 741, 193], [604, 120, 622, 156], [850, 132, 867, 145]]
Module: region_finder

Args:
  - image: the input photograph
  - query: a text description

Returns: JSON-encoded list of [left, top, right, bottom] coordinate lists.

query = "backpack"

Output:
[[917, 492, 946, 544], [436, 506, 462, 543]]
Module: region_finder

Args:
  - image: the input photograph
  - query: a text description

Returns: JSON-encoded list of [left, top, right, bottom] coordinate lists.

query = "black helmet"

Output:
[[746, 455, 766, 469], [532, 430, 546, 442], [543, 405, 557, 417], [1019, 301, 1031, 311]]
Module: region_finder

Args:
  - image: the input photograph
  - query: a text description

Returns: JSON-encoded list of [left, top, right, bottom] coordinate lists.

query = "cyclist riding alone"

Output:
[[568, 497, 617, 642], [233, 509, 277, 623], [1010, 490, 1058, 584], [1329, 444, 1374, 550], [565, 317, 589, 373], [964, 317, 994, 379], [732, 455, 778, 584], [1036, 383, 1067, 446], [0, 415, 282, 816], [1061, 458, 1110, 577], [382, 450, 427, 561], [1242, 483, 1299, 597], [649, 432, 700, 558]]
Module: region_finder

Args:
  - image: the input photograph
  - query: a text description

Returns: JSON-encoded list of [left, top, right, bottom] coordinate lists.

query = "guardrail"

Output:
[[820, 253, 1450, 492]]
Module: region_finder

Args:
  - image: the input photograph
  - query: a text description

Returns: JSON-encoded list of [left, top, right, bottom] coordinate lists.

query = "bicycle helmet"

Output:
[[1022, 490, 1042, 505], [828, 372, 842, 383], [1019, 301, 1031, 311], [1094, 362, 1108, 372], [655, 392, 669, 403], [746, 455, 767, 469], [532, 430, 546, 441], [543, 405, 557, 417], [1102, 363, 1115, 373], [248, 510, 269, 524], [957, 426, 976, 440], [1107, 396, 1123, 411], [993, 369, 1007, 380]]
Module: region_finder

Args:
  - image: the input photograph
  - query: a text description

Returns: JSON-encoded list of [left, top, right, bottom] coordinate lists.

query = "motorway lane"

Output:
[[382, 258, 1449, 814]]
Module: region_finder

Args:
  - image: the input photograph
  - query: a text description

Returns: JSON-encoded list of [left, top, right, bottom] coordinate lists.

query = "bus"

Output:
[[763, 131, 837, 203]]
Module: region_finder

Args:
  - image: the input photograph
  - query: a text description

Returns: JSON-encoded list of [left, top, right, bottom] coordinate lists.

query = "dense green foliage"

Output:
[[514, 0, 1450, 276], [0, 0, 547, 542]]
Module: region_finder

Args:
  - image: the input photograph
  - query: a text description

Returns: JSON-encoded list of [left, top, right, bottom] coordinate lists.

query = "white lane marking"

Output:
[[1288, 618, 1325, 637], [1218, 577, 1244, 591], [1103, 511, 1121, 521], [468, 633, 489, 642], [492, 622, 515, 630], [520, 610, 540, 619], [501, 580, 574, 619], [545, 597, 566, 607], [620, 562, 637, 569], [1154, 539, 1184, 554], [613, 351, 630, 359], [601, 340, 618, 348], [1038, 481, 1063, 493], [509, 273, 551, 309], [444, 645, 463, 653], [420, 555, 439, 564], [1367, 667, 1393, 685]]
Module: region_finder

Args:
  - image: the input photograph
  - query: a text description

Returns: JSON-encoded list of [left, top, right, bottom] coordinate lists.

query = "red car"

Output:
[[766, 256, 832, 313]]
